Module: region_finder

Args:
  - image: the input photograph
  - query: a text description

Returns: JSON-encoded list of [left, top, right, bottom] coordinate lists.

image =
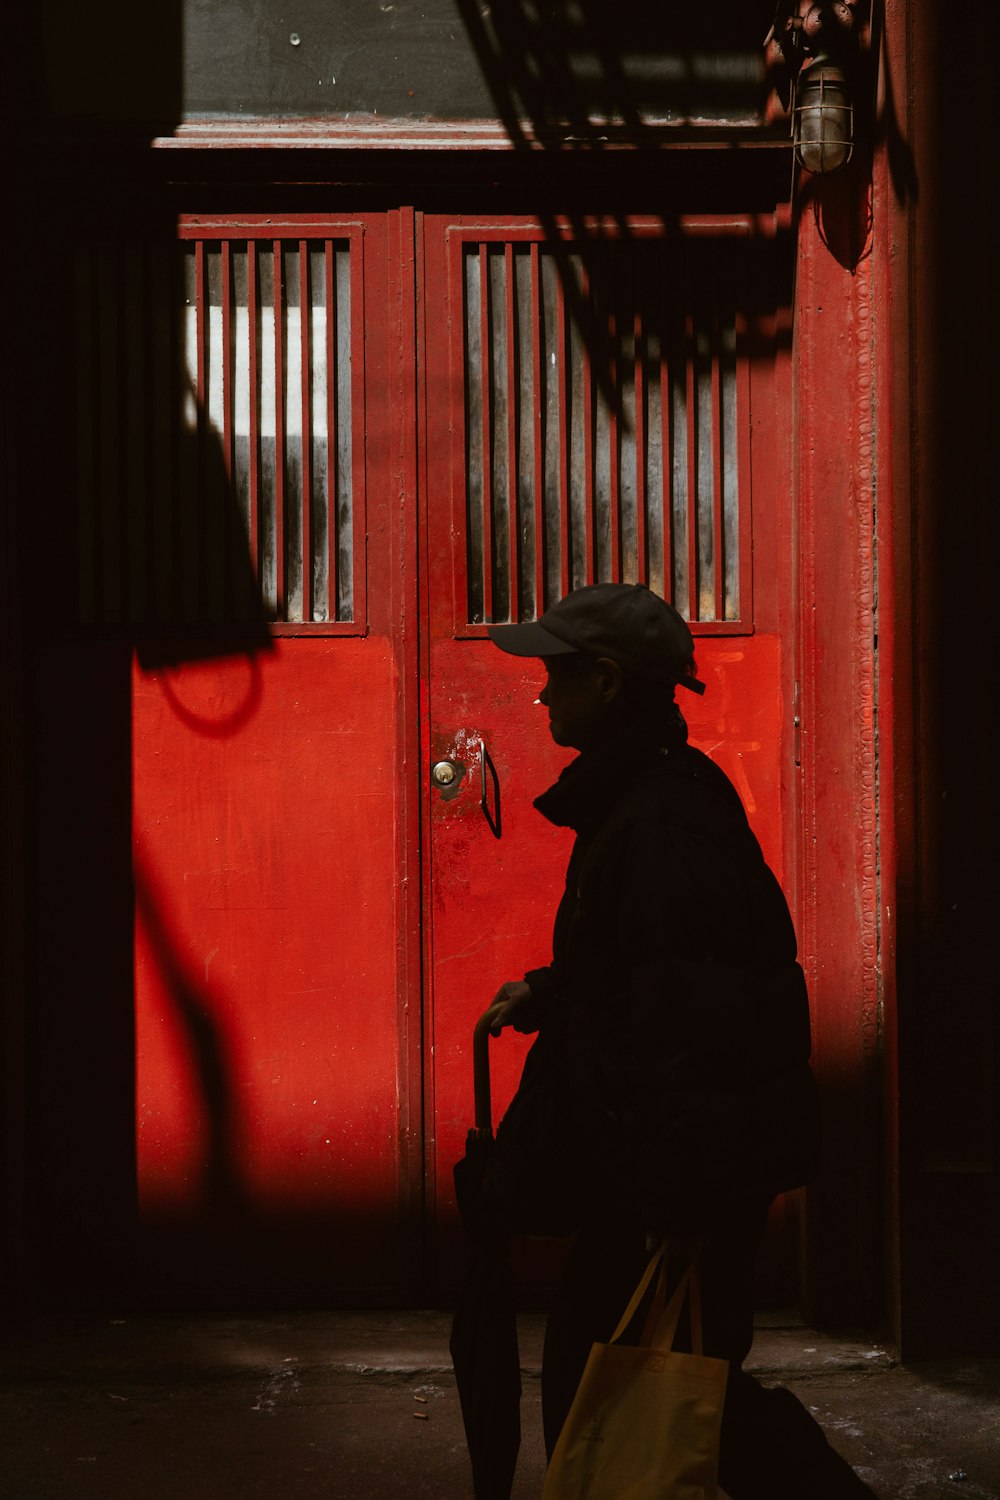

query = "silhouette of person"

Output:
[[486, 582, 877, 1499]]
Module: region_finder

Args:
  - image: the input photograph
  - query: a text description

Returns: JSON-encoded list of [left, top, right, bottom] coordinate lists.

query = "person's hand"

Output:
[[487, 980, 534, 1034]]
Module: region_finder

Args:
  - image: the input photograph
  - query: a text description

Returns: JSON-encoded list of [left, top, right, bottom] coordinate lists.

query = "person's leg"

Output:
[[697, 1203, 878, 1499], [540, 1208, 765, 1461], [718, 1377, 879, 1500], [541, 1205, 878, 1498], [540, 1221, 648, 1457]]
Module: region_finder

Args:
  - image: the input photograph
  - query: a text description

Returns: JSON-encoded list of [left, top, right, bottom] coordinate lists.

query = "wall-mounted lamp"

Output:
[[792, 58, 854, 173], [766, 1, 864, 175]]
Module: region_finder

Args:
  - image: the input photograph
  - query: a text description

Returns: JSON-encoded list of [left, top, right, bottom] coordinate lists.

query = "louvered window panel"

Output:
[[75, 230, 362, 630], [462, 235, 750, 631]]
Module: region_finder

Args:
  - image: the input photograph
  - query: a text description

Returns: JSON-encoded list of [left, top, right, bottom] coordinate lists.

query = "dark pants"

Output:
[[541, 1205, 878, 1499]]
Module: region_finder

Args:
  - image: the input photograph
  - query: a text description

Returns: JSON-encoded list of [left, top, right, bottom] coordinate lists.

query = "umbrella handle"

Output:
[[473, 1007, 495, 1134]]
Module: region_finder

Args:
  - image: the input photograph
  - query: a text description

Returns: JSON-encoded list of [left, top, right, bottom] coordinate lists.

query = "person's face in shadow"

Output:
[[538, 653, 624, 751]]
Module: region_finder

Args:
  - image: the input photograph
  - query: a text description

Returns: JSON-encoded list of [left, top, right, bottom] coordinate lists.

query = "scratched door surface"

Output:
[[93, 214, 420, 1298], [420, 214, 795, 1292], [65, 207, 793, 1304]]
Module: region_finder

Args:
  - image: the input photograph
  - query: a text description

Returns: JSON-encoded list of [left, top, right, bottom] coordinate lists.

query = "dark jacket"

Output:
[[492, 715, 819, 1234]]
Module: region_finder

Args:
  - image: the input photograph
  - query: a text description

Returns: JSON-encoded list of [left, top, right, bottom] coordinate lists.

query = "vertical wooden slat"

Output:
[[634, 289, 647, 588], [461, 244, 481, 624], [221, 243, 233, 481], [685, 271, 699, 623], [606, 246, 621, 584], [273, 240, 286, 618], [581, 259, 595, 587], [194, 242, 207, 403], [247, 240, 260, 597], [300, 240, 312, 622], [140, 244, 155, 622], [221, 241, 234, 617], [203, 246, 220, 625], [660, 256, 674, 606], [194, 239, 207, 621], [326, 240, 337, 620], [710, 251, 725, 624], [505, 243, 519, 621], [557, 261, 570, 600], [735, 300, 752, 623], [617, 240, 639, 589], [182, 238, 206, 621], [348, 231, 365, 627], [169, 246, 185, 622], [531, 243, 545, 618], [479, 244, 493, 623]]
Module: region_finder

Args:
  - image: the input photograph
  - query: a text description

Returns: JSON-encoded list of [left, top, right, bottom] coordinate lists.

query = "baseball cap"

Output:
[[487, 583, 706, 695]]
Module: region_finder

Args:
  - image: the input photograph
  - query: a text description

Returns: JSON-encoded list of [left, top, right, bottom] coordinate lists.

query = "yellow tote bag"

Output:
[[542, 1246, 728, 1500]]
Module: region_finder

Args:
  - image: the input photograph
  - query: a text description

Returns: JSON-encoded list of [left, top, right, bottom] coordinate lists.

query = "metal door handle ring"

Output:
[[480, 742, 502, 839]]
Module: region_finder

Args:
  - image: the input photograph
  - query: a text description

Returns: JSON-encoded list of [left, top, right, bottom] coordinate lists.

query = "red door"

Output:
[[420, 213, 796, 1291], [87, 205, 793, 1302], [119, 213, 422, 1297]]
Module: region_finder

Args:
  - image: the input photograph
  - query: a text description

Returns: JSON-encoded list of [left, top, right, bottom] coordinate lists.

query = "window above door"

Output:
[[441, 221, 755, 636], [74, 218, 368, 636]]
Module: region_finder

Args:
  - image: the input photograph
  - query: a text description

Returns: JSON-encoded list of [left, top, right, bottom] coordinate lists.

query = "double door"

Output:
[[115, 207, 794, 1299]]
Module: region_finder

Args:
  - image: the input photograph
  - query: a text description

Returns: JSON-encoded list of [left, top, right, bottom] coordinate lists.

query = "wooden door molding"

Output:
[[793, 202, 882, 1328]]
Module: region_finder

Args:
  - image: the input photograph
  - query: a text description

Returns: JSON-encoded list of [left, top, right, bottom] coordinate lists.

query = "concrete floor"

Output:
[[1, 1310, 998, 1499]]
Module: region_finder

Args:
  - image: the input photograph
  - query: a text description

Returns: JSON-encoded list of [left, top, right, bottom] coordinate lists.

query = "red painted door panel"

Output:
[[133, 641, 403, 1282], [423, 646, 575, 1283], [420, 214, 792, 1289], [123, 205, 792, 1302], [127, 213, 417, 1298]]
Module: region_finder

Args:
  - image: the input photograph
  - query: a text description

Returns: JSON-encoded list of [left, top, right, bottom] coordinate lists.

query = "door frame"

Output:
[[3, 158, 883, 1321]]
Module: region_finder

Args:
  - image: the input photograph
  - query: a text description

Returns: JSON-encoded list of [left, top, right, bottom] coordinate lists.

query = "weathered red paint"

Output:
[[6, 0, 994, 1355], [127, 202, 817, 1305], [132, 641, 405, 1256], [421, 637, 788, 1279], [792, 172, 882, 1325], [129, 209, 423, 1297], [420, 212, 795, 1291]]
